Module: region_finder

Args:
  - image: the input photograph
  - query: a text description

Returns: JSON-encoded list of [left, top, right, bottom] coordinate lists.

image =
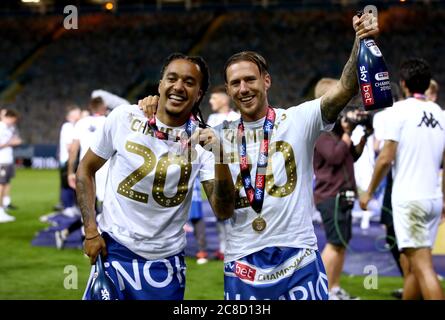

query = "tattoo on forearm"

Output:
[[340, 39, 359, 94], [76, 176, 96, 230], [204, 177, 234, 219], [322, 39, 359, 123], [213, 179, 235, 212]]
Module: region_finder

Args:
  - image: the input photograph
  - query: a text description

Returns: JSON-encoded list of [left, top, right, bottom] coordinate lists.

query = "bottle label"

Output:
[[361, 83, 375, 106], [375, 72, 389, 81], [359, 65, 369, 83], [375, 80, 392, 92], [364, 39, 382, 57]]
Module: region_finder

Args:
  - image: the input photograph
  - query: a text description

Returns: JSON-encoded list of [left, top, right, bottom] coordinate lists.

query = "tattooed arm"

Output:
[[202, 163, 235, 220], [76, 148, 108, 264], [198, 128, 235, 220], [321, 13, 379, 123]]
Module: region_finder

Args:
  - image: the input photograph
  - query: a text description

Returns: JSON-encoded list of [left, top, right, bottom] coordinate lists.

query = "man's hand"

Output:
[[9, 136, 22, 146], [359, 192, 372, 210], [68, 173, 76, 189], [196, 128, 220, 149], [84, 233, 107, 265], [191, 127, 225, 161], [138, 96, 159, 118], [353, 12, 379, 40]]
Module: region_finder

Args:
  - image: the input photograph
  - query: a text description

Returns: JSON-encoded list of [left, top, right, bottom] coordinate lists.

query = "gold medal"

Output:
[[252, 216, 266, 232]]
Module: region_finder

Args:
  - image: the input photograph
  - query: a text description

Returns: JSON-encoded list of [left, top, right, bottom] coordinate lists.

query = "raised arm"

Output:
[[321, 13, 379, 123], [76, 148, 108, 264]]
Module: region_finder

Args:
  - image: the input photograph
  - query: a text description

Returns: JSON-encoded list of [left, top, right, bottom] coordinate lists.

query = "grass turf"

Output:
[[0, 168, 443, 300]]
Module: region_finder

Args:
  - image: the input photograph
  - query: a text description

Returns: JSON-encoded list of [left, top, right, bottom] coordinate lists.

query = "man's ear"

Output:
[[158, 80, 162, 95], [225, 84, 230, 96], [264, 73, 272, 90]]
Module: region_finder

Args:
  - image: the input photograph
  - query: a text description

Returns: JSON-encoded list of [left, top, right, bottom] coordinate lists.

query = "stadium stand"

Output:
[[1, 6, 445, 145]]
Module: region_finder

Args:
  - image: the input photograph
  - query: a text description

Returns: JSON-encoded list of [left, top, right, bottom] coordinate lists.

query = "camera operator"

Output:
[[313, 105, 370, 300], [349, 108, 380, 229]]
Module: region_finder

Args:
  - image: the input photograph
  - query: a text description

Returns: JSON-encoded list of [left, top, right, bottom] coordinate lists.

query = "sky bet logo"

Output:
[[235, 262, 256, 282], [359, 65, 374, 106], [255, 175, 265, 189], [361, 84, 374, 106], [240, 156, 249, 171], [359, 65, 368, 82], [257, 153, 268, 166]]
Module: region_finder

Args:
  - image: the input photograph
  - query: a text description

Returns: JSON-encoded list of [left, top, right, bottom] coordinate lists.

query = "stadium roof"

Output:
[[1, 0, 443, 15]]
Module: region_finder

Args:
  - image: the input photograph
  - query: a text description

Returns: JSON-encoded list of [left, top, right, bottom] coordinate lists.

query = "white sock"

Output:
[[330, 286, 340, 293], [3, 196, 11, 207]]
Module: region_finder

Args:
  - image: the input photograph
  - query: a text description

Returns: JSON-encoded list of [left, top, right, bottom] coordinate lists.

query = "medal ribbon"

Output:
[[145, 115, 197, 151], [237, 107, 276, 213]]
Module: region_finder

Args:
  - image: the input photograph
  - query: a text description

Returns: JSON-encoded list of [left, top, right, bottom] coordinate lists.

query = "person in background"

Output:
[[55, 97, 108, 249], [425, 79, 439, 103], [57, 105, 81, 215], [313, 78, 368, 299], [360, 58, 445, 300], [0, 109, 22, 223], [207, 85, 240, 128]]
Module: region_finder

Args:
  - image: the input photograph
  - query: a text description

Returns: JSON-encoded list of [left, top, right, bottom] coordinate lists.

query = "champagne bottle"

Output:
[[357, 11, 393, 111], [89, 254, 119, 300]]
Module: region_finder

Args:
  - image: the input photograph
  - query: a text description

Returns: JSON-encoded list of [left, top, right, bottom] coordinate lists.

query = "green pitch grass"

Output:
[[0, 169, 443, 300]]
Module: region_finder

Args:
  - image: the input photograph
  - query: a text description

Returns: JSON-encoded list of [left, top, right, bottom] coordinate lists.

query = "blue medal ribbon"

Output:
[[237, 107, 276, 214]]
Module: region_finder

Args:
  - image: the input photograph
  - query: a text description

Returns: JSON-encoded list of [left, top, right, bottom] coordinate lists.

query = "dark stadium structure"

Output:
[[1, 0, 444, 148]]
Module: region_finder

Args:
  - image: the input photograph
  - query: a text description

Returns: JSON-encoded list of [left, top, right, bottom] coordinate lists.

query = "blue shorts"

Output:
[[224, 247, 328, 300], [83, 233, 186, 300]]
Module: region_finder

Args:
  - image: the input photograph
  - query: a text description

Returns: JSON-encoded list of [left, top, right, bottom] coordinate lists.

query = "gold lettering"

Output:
[[117, 141, 156, 203], [152, 155, 192, 207], [266, 141, 297, 198], [130, 119, 142, 132]]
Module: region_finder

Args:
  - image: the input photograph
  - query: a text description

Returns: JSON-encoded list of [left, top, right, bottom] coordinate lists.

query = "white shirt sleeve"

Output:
[[72, 120, 82, 141], [207, 114, 218, 128], [60, 123, 74, 145], [90, 109, 118, 159], [383, 108, 402, 142], [198, 147, 215, 182]]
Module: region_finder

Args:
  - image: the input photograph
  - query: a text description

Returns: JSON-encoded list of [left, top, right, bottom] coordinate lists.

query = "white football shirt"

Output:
[[351, 125, 375, 192], [73, 115, 109, 202], [219, 98, 332, 262], [207, 110, 240, 128], [0, 122, 16, 165], [384, 98, 445, 203], [59, 122, 75, 164], [90, 105, 215, 260], [73, 115, 107, 160]]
